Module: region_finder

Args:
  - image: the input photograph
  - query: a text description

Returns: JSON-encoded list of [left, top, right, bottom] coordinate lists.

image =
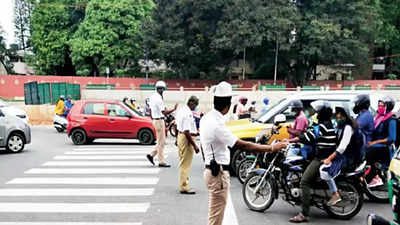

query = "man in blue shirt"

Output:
[[64, 95, 73, 116], [352, 94, 374, 143]]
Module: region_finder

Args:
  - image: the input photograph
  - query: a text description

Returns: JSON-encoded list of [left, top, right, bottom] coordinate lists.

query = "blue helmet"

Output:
[[263, 97, 269, 105]]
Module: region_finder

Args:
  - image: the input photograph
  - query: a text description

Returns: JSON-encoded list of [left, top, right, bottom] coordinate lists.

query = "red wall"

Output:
[[1, 74, 400, 99]]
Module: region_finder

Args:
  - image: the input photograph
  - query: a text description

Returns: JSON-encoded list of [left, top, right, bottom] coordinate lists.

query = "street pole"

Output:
[[144, 48, 149, 85], [106, 67, 110, 85], [274, 39, 279, 86], [242, 47, 246, 80]]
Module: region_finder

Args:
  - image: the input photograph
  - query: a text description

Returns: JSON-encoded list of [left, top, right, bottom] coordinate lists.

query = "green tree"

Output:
[[14, 0, 34, 50], [69, 0, 154, 77], [29, 0, 86, 75], [284, 0, 374, 85], [0, 27, 15, 74]]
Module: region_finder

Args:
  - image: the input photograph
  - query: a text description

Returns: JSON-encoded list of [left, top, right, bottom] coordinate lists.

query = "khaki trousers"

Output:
[[204, 169, 230, 225], [151, 120, 166, 164], [177, 133, 194, 191]]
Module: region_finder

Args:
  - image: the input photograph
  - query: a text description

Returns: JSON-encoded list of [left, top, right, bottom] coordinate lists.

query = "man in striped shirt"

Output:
[[288, 100, 337, 223]]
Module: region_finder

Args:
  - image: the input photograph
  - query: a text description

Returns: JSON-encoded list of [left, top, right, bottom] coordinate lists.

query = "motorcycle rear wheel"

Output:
[[242, 173, 275, 212], [364, 168, 389, 203], [324, 181, 363, 220]]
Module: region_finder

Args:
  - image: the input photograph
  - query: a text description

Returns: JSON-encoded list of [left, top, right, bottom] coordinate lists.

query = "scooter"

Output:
[[367, 147, 400, 225], [54, 115, 68, 133]]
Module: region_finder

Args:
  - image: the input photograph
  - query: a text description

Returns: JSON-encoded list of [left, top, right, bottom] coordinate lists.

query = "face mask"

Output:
[[377, 106, 386, 115]]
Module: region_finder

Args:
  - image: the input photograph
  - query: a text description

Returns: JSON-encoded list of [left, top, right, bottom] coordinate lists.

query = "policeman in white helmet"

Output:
[[200, 81, 288, 225], [146, 80, 178, 168]]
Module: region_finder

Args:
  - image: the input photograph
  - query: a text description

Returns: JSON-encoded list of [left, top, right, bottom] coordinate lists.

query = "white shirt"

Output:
[[176, 105, 197, 134], [200, 109, 238, 165], [149, 92, 165, 119], [337, 125, 353, 154]]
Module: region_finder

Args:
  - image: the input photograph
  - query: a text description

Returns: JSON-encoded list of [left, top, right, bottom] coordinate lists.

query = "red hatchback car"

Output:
[[67, 100, 156, 145]]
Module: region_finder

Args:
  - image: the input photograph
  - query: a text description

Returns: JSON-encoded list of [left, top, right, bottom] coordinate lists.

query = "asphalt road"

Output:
[[0, 126, 392, 225]]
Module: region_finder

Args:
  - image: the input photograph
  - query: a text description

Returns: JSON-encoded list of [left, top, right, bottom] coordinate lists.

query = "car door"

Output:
[[0, 109, 6, 146], [81, 102, 109, 138], [106, 103, 135, 138]]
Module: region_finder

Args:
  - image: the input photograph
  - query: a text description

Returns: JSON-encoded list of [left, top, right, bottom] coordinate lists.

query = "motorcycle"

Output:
[[54, 115, 68, 133], [367, 146, 400, 225], [242, 143, 366, 220], [236, 127, 281, 184], [165, 114, 177, 137]]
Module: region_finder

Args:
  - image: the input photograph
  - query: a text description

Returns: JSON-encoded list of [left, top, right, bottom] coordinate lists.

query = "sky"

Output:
[[0, 0, 15, 46]]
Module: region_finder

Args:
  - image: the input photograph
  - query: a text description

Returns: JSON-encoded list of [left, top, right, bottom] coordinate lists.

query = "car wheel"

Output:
[[138, 129, 155, 145], [6, 133, 25, 153], [71, 129, 87, 145]]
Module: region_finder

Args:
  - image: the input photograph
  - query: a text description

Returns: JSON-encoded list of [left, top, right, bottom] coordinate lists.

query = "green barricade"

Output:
[[355, 85, 371, 90], [302, 85, 321, 91], [385, 85, 400, 90], [24, 82, 40, 105], [140, 84, 156, 90], [260, 85, 286, 91], [66, 84, 81, 100], [38, 83, 51, 104]]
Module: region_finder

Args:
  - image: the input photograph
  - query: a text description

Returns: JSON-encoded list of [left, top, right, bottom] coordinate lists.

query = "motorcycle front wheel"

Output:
[[237, 158, 255, 184], [324, 181, 363, 220], [242, 173, 275, 212]]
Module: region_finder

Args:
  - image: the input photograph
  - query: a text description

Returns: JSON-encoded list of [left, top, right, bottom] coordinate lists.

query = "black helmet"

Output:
[[380, 95, 395, 112], [311, 100, 333, 121], [352, 94, 370, 114], [289, 100, 303, 110]]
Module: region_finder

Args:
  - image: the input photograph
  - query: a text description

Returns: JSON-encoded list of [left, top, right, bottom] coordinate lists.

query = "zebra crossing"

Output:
[[0, 144, 163, 225]]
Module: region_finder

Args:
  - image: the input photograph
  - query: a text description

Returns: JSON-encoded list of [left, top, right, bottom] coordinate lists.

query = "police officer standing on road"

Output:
[[176, 96, 200, 194], [200, 81, 288, 225], [146, 80, 178, 168]]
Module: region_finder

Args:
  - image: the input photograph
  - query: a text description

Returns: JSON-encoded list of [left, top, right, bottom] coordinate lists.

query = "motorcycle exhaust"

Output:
[[367, 214, 391, 225]]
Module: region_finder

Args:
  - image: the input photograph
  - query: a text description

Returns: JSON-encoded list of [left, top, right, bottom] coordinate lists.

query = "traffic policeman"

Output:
[[200, 81, 288, 225]]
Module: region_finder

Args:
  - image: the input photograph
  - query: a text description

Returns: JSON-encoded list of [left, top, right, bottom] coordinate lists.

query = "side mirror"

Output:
[[126, 114, 133, 119], [0, 109, 4, 117], [274, 114, 286, 125]]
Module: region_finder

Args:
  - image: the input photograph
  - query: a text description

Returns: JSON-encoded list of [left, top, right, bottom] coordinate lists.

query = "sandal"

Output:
[[289, 213, 309, 223]]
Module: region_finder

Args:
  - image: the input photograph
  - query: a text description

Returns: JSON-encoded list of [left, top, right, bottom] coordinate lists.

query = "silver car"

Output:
[[0, 108, 31, 153]]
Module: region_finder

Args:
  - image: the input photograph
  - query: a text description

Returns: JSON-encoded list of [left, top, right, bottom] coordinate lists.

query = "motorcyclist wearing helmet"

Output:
[[366, 96, 397, 188], [129, 97, 137, 110], [260, 97, 270, 115], [55, 95, 65, 117], [287, 100, 337, 223], [287, 100, 308, 138], [320, 106, 357, 207], [352, 94, 374, 143], [146, 80, 178, 168], [236, 96, 250, 119]]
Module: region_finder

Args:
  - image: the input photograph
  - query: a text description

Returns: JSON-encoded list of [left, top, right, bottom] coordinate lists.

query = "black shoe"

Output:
[[146, 154, 155, 166], [180, 189, 196, 195], [159, 163, 171, 168]]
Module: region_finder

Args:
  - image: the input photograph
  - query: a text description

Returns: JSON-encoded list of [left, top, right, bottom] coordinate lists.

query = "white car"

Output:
[[0, 100, 29, 124]]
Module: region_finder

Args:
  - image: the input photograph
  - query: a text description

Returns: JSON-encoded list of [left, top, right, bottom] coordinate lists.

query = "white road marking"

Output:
[[65, 151, 149, 155], [0, 188, 154, 196], [25, 168, 160, 174], [0, 223, 140, 225], [7, 177, 159, 185], [54, 156, 145, 160], [42, 161, 151, 167], [222, 193, 239, 225], [0, 203, 150, 213]]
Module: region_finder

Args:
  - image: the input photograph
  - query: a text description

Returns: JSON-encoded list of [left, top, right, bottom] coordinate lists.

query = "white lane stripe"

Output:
[[0, 203, 149, 213], [7, 178, 159, 185], [65, 151, 148, 155], [222, 193, 239, 225], [25, 168, 160, 174], [42, 161, 150, 167], [0, 223, 140, 225], [54, 156, 145, 160], [0, 188, 154, 196], [74, 148, 153, 151]]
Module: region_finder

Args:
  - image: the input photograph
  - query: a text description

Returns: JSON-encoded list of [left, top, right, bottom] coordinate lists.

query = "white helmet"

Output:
[[155, 80, 167, 89]]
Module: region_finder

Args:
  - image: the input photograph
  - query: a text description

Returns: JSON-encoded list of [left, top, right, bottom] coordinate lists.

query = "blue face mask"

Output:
[[194, 106, 199, 112]]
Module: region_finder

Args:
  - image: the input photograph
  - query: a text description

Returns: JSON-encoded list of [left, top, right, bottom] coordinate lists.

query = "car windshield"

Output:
[[255, 98, 287, 123], [122, 102, 144, 117], [0, 99, 7, 107]]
